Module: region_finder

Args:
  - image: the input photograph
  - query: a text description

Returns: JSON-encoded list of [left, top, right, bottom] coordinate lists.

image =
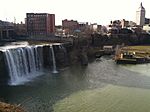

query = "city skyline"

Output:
[[0, 0, 150, 25]]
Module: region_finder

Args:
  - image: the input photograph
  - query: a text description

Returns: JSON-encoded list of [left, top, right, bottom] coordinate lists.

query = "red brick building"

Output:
[[26, 13, 55, 36], [62, 19, 78, 34]]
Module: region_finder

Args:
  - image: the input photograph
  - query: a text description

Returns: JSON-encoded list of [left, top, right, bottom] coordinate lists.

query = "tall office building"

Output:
[[136, 2, 145, 26], [26, 13, 55, 36]]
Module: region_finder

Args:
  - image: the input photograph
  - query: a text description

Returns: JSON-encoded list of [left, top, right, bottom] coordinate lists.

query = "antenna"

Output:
[[14, 17, 16, 24], [141, 2, 142, 7]]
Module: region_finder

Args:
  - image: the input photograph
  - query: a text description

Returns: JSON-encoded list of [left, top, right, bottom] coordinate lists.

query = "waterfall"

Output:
[[1, 43, 63, 85], [5, 50, 18, 84], [51, 46, 58, 73], [4, 45, 44, 85]]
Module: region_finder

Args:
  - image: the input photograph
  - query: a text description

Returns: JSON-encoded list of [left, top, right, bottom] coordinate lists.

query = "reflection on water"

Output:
[[1, 56, 150, 112]]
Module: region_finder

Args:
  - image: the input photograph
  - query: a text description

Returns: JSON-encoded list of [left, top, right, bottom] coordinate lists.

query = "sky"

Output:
[[0, 0, 150, 25]]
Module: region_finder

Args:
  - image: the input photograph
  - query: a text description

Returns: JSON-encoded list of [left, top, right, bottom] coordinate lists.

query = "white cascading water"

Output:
[[4, 45, 44, 85], [51, 46, 58, 73]]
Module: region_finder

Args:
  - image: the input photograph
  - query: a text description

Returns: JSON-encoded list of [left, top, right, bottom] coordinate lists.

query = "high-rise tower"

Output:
[[136, 2, 145, 26]]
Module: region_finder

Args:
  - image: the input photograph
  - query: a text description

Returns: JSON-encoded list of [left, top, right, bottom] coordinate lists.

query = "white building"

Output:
[[90, 23, 98, 32], [136, 2, 145, 26], [143, 24, 150, 34]]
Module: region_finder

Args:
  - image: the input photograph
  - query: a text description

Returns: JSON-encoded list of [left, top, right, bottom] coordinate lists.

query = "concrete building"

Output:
[[145, 18, 150, 24], [78, 22, 88, 32], [121, 19, 129, 28], [143, 24, 150, 34], [14, 22, 27, 37], [0, 20, 15, 40], [26, 13, 55, 37], [128, 21, 136, 27], [90, 23, 98, 32], [136, 2, 145, 26], [110, 20, 122, 29]]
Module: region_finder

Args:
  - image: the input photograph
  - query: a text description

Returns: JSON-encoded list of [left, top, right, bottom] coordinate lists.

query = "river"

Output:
[[1, 56, 150, 112]]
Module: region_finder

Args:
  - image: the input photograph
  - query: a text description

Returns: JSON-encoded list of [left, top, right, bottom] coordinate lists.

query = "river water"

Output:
[[1, 56, 150, 112]]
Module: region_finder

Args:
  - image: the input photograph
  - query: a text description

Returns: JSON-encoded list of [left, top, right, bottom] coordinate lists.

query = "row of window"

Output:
[[27, 14, 47, 18]]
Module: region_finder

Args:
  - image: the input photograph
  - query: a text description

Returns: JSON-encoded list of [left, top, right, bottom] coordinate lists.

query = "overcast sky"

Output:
[[0, 0, 149, 25]]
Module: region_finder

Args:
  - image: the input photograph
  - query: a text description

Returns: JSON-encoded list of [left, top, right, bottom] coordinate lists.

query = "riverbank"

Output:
[[115, 46, 150, 64], [0, 102, 25, 112]]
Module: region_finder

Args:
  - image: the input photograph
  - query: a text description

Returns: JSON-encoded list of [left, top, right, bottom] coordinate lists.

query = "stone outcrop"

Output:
[[0, 51, 9, 85], [43, 45, 52, 68], [0, 102, 26, 112]]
